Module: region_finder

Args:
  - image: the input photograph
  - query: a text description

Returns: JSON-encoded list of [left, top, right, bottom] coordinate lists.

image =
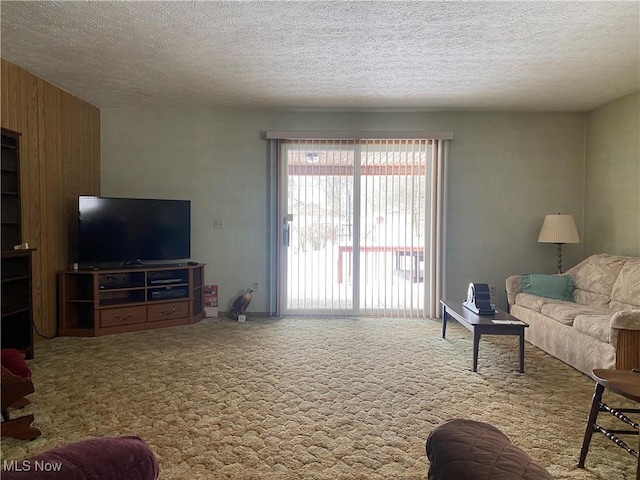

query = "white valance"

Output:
[[265, 130, 454, 140]]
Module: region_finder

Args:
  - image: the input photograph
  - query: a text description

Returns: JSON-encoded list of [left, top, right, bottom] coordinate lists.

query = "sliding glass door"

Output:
[[278, 138, 440, 317]]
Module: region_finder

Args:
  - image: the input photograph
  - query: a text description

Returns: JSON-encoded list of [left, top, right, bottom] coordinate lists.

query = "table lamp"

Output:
[[537, 214, 580, 273]]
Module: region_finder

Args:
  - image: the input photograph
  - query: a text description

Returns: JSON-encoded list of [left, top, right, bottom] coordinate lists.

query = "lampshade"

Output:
[[537, 214, 580, 244]]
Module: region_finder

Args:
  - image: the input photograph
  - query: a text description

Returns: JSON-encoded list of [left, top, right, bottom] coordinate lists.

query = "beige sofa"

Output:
[[506, 254, 640, 376]]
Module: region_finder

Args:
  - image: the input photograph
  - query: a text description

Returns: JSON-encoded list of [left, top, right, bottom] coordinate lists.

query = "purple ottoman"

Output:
[[426, 419, 554, 480], [2, 436, 159, 480]]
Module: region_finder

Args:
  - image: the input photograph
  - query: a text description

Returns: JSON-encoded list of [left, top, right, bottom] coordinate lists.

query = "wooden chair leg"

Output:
[[1, 414, 41, 440], [636, 434, 639, 480], [578, 382, 604, 468], [8, 397, 30, 409]]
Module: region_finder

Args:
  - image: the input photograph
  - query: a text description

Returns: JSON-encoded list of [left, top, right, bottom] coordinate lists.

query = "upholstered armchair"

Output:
[[1, 348, 41, 440]]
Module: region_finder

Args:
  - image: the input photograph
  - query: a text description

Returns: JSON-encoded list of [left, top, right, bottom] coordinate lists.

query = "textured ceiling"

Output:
[[1, 1, 639, 111]]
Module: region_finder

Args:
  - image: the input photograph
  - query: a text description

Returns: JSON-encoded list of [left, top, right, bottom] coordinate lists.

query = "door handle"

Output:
[[283, 214, 293, 247]]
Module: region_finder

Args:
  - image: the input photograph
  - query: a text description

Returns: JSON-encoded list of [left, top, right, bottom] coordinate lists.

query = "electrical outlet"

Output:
[[213, 218, 225, 229], [252, 281, 259, 291], [489, 284, 496, 297]]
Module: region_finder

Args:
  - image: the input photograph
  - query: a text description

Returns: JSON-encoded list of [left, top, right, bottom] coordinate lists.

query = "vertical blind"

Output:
[[269, 132, 451, 318]]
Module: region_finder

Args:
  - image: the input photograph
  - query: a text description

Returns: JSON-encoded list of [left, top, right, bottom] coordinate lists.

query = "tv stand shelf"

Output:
[[58, 264, 204, 336]]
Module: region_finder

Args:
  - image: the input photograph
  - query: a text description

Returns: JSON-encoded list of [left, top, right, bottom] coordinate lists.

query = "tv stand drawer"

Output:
[[147, 301, 189, 322], [100, 305, 146, 328]]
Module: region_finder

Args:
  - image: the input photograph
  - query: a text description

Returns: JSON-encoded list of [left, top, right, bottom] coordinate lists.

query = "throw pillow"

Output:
[[521, 273, 574, 301]]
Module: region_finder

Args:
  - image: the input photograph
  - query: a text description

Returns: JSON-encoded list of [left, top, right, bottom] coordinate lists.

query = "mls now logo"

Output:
[[3, 460, 63, 472]]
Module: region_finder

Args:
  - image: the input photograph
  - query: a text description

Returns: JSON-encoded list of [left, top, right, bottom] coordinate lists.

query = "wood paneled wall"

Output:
[[1, 58, 100, 339]]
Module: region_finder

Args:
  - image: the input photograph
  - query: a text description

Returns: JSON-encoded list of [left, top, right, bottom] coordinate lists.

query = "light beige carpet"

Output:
[[1, 317, 637, 479]]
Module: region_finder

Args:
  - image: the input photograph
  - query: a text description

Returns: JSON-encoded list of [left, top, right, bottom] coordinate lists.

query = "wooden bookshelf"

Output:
[[1, 129, 35, 358]]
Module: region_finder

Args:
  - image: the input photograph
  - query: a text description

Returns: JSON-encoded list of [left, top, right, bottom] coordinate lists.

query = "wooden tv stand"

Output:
[[57, 264, 204, 337]]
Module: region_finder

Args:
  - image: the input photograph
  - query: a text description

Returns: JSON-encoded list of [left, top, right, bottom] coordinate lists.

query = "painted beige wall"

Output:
[[584, 91, 640, 257], [101, 110, 586, 312]]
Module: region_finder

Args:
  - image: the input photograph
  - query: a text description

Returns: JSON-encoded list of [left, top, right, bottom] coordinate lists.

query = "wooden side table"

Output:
[[578, 369, 640, 478]]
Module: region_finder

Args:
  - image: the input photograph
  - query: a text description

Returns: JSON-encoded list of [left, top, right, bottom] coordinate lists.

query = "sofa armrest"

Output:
[[505, 275, 522, 306], [611, 310, 640, 330], [2, 436, 159, 480], [610, 310, 640, 370]]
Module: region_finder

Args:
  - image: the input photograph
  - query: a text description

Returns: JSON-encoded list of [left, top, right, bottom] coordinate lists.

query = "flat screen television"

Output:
[[78, 196, 191, 266]]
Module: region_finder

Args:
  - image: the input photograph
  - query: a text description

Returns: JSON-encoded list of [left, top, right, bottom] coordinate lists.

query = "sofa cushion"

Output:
[[610, 300, 640, 311], [573, 314, 614, 344], [573, 290, 610, 307], [610, 257, 640, 309], [568, 254, 629, 305], [521, 274, 574, 301], [514, 293, 553, 312], [540, 302, 611, 326]]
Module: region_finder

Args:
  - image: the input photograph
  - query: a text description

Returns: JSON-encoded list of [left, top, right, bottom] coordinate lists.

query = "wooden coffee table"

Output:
[[440, 299, 528, 373]]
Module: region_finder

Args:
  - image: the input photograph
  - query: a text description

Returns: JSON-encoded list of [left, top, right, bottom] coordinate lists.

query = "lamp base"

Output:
[[556, 243, 564, 274]]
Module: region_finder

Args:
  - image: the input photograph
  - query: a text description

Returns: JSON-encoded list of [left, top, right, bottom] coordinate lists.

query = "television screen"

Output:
[[78, 196, 191, 265]]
